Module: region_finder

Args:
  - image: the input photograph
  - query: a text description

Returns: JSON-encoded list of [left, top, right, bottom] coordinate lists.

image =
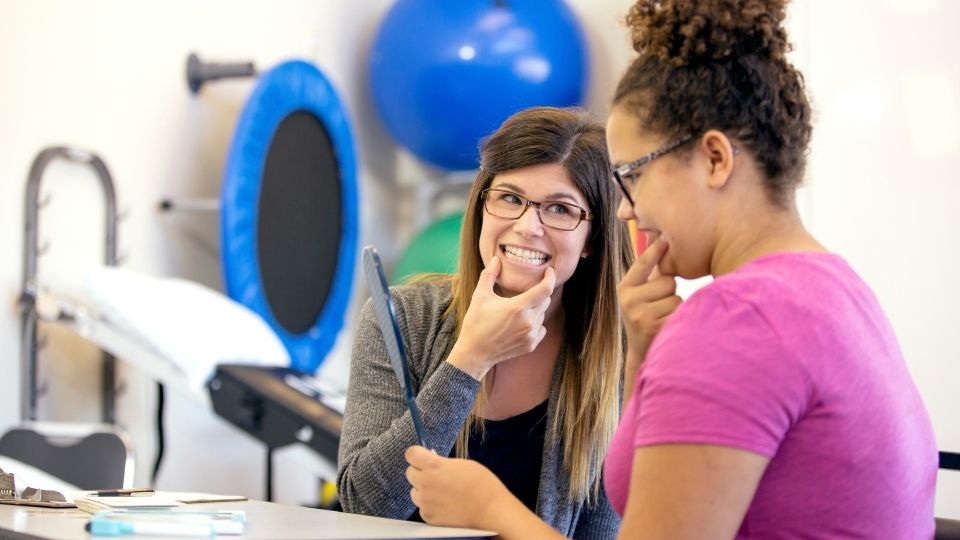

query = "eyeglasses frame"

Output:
[[612, 134, 694, 207], [480, 187, 593, 231]]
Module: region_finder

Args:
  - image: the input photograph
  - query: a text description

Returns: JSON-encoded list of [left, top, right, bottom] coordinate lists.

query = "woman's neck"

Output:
[[711, 199, 826, 276]]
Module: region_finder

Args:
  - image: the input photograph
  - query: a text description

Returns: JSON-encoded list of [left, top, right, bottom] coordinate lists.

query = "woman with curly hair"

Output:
[[404, 1, 938, 538]]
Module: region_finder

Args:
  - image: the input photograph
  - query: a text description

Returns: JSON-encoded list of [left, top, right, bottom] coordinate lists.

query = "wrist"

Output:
[[476, 483, 514, 531], [624, 345, 646, 376], [447, 344, 491, 381], [480, 488, 558, 540], [622, 345, 647, 408]]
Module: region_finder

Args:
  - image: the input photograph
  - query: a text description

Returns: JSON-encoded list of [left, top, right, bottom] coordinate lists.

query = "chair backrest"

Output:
[[0, 423, 133, 490], [937, 451, 960, 540], [938, 517, 960, 540]]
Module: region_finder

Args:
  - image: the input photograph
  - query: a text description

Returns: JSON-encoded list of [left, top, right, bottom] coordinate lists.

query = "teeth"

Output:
[[503, 246, 548, 264]]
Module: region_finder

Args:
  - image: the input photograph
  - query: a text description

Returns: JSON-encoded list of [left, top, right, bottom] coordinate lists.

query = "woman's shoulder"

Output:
[[390, 278, 454, 319], [384, 278, 459, 341]]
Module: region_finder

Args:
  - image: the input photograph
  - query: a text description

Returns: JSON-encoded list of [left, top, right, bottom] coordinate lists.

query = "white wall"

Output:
[[0, 0, 957, 519], [0, 0, 397, 505]]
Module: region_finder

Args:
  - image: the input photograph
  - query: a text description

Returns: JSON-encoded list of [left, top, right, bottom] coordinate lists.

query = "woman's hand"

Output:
[[405, 446, 510, 529], [447, 256, 556, 379], [618, 238, 682, 396]]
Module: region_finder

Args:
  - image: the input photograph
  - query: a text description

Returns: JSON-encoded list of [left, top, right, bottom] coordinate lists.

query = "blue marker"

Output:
[[86, 509, 245, 537]]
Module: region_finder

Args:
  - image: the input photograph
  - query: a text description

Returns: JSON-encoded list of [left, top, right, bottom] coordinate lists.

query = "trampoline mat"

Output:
[[257, 110, 342, 335]]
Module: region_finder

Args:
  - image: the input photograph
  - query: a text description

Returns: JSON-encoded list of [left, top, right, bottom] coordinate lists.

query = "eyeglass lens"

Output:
[[484, 189, 584, 230]]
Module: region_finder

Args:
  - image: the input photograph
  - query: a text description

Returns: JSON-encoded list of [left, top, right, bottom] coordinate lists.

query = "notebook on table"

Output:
[[0, 467, 75, 508], [74, 492, 247, 513], [74, 495, 180, 514]]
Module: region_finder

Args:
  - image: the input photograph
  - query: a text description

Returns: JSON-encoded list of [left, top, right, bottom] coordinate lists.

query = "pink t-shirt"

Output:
[[604, 252, 937, 538]]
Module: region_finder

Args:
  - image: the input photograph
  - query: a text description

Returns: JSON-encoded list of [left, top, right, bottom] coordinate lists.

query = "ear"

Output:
[[580, 222, 594, 258], [699, 129, 736, 190]]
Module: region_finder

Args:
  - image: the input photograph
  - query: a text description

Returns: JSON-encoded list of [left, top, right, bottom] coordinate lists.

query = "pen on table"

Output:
[[92, 489, 155, 497]]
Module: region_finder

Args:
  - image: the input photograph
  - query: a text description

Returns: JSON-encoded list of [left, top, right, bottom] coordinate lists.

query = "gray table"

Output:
[[0, 500, 494, 539]]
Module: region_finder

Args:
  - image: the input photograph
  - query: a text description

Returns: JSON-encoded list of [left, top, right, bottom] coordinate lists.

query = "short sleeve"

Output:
[[632, 285, 812, 457]]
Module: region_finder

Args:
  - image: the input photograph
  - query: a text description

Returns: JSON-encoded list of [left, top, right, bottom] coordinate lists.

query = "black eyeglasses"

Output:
[[481, 188, 592, 231], [612, 135, 693, 206]]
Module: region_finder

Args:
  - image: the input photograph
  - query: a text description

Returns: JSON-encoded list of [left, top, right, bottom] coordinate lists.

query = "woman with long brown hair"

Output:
[[338, 106, 631, 538]]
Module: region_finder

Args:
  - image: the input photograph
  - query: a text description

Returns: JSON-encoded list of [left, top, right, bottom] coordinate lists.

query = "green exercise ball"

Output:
[[391, 212, 463, 284]]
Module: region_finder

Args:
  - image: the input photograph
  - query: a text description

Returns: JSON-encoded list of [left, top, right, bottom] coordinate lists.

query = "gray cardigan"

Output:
[[336, 280, 620, 539]]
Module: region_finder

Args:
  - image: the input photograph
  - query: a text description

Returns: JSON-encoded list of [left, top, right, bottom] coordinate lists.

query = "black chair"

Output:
[[937, 451, 960, 540], [0, 423, 133, 490]]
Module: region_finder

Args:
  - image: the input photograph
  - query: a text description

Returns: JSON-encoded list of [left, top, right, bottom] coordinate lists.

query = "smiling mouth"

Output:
[[501, 245, 550, 266]]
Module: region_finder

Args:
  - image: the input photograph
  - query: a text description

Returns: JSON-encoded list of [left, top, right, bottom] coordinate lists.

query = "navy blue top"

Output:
[[467, 399, 549, 511], [409, 399, 549, 521]]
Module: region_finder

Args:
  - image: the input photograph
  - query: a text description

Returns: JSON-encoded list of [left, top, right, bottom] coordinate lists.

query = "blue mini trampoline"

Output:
[[221, 60, 358, 374]]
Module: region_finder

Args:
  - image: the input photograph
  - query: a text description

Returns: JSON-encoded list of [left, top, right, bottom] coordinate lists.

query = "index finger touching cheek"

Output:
[[623, 236, 668, 286]]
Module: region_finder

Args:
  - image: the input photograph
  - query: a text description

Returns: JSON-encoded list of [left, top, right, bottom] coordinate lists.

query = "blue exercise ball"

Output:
[[369, 0, 587, 171]]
